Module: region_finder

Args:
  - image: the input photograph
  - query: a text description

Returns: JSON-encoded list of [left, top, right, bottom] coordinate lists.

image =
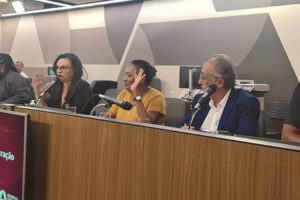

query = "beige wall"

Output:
[[1, 0, 299, 101]]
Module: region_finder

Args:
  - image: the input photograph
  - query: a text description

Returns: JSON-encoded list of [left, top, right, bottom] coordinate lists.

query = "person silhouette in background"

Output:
[[15, 61, 28, 79], [0, 53, 33, 104]]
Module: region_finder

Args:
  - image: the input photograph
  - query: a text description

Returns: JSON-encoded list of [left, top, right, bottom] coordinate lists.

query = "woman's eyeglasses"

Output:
[[54, 65, 72, 72]]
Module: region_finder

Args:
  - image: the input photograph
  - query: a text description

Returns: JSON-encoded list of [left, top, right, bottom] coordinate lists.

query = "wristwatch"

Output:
[[134, 95, 142, 101]]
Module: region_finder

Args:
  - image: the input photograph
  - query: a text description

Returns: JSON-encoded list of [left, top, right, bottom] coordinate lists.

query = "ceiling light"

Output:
[[32, 0, 71, 7], [12, 1, 25, 13], [1, 0, 137, 18]]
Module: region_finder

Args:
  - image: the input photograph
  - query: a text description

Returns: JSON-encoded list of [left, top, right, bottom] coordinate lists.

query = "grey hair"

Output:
[[206, 54, 236, 89]]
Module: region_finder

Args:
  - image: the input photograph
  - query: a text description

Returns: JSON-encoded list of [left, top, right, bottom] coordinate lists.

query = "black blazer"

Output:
[[45, 79, 93, 113]]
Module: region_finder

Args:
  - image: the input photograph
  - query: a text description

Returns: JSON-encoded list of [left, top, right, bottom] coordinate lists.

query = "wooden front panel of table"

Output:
[[12, 107, 300, 200]]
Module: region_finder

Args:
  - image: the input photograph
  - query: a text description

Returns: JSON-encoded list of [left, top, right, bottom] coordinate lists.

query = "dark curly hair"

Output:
[[131, 60, 157, 86], [0, 53, 18, 72]]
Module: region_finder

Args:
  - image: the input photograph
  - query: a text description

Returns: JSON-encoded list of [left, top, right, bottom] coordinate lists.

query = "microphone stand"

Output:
[[187, 84, 217, 130], [35, 96, 42, 106], [187, 106, 201, 130], [35, 92, 50, 106], [90, 103, 111, 115], [188, 95, 206, 130], [35, 77, 59, 106]]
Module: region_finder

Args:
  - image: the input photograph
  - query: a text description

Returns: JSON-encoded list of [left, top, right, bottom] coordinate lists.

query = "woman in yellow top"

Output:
[[108, 60, 166, 125]]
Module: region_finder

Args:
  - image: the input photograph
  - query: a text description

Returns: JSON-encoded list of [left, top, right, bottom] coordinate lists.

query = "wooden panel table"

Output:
[[6, 106, 300, 200]]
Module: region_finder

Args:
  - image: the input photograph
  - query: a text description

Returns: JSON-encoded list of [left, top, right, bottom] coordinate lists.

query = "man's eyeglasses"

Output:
[[199, 74, 218, 81], [54, 65, 72, 72]]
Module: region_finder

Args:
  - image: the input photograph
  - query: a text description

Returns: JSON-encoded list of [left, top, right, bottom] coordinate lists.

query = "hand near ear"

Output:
[[130, 68, 146, 93]]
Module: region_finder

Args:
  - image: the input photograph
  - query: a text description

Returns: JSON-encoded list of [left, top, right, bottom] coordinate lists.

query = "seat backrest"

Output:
[[104, 88, 122, 99], [165, 98, 191, 126], [90, 80, 117, 95], [258, 110, 266, 138], [90, 88, 122, 116], [263, 101, 289, 139], [149, 77, 161, 91]]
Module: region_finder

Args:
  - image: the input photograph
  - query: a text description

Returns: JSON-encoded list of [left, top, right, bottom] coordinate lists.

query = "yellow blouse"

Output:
[[109, 88, 166, 125]]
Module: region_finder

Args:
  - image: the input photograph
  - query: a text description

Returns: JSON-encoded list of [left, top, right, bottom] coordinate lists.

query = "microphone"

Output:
[[99, 94, 132, 110], [194, 84, 217, 109], [188, 84, 217, 129], [39, 77, 60, 97], [36, 77, 59, 105]]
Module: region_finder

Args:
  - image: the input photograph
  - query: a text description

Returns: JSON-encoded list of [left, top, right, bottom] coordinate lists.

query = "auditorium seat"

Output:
[[90, 80, 117, 95], [165, 98, 190, 126], [149, 77, 161, 91], [263, 101, 289, 139], [90, 88, 122, 115], [258, 110, 266, 137], [104, 88, 122, 99]]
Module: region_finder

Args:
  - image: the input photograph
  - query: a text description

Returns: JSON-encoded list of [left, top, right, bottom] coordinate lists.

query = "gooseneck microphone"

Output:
[[99, 94, 132, 110], [39, 77, 60, 98], [194, 84, 217, 109], [36, 77, 60, 105], [188, 84, 217, 130]]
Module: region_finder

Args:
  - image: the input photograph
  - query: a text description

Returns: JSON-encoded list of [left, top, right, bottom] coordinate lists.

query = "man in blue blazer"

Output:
[[177, 54, 260, 137]]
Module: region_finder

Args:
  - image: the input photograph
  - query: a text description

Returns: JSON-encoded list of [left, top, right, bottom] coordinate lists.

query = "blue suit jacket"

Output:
[[176, 89, 260, 136]]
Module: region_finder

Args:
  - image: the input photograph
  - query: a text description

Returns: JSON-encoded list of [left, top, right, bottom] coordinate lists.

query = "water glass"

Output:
[[66, 106, 77, 113]]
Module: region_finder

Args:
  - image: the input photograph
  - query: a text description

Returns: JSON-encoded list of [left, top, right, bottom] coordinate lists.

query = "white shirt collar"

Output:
[[208, 89, 231, 110]]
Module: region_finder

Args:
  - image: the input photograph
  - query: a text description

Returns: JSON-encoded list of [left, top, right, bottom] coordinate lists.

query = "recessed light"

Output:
[[12, 1, 25, 13], [1, 0, 137, 17]]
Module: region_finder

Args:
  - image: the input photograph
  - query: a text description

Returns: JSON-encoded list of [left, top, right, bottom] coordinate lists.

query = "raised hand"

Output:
[[32, 72, 49, 98], [130, 68, 146, 93]]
